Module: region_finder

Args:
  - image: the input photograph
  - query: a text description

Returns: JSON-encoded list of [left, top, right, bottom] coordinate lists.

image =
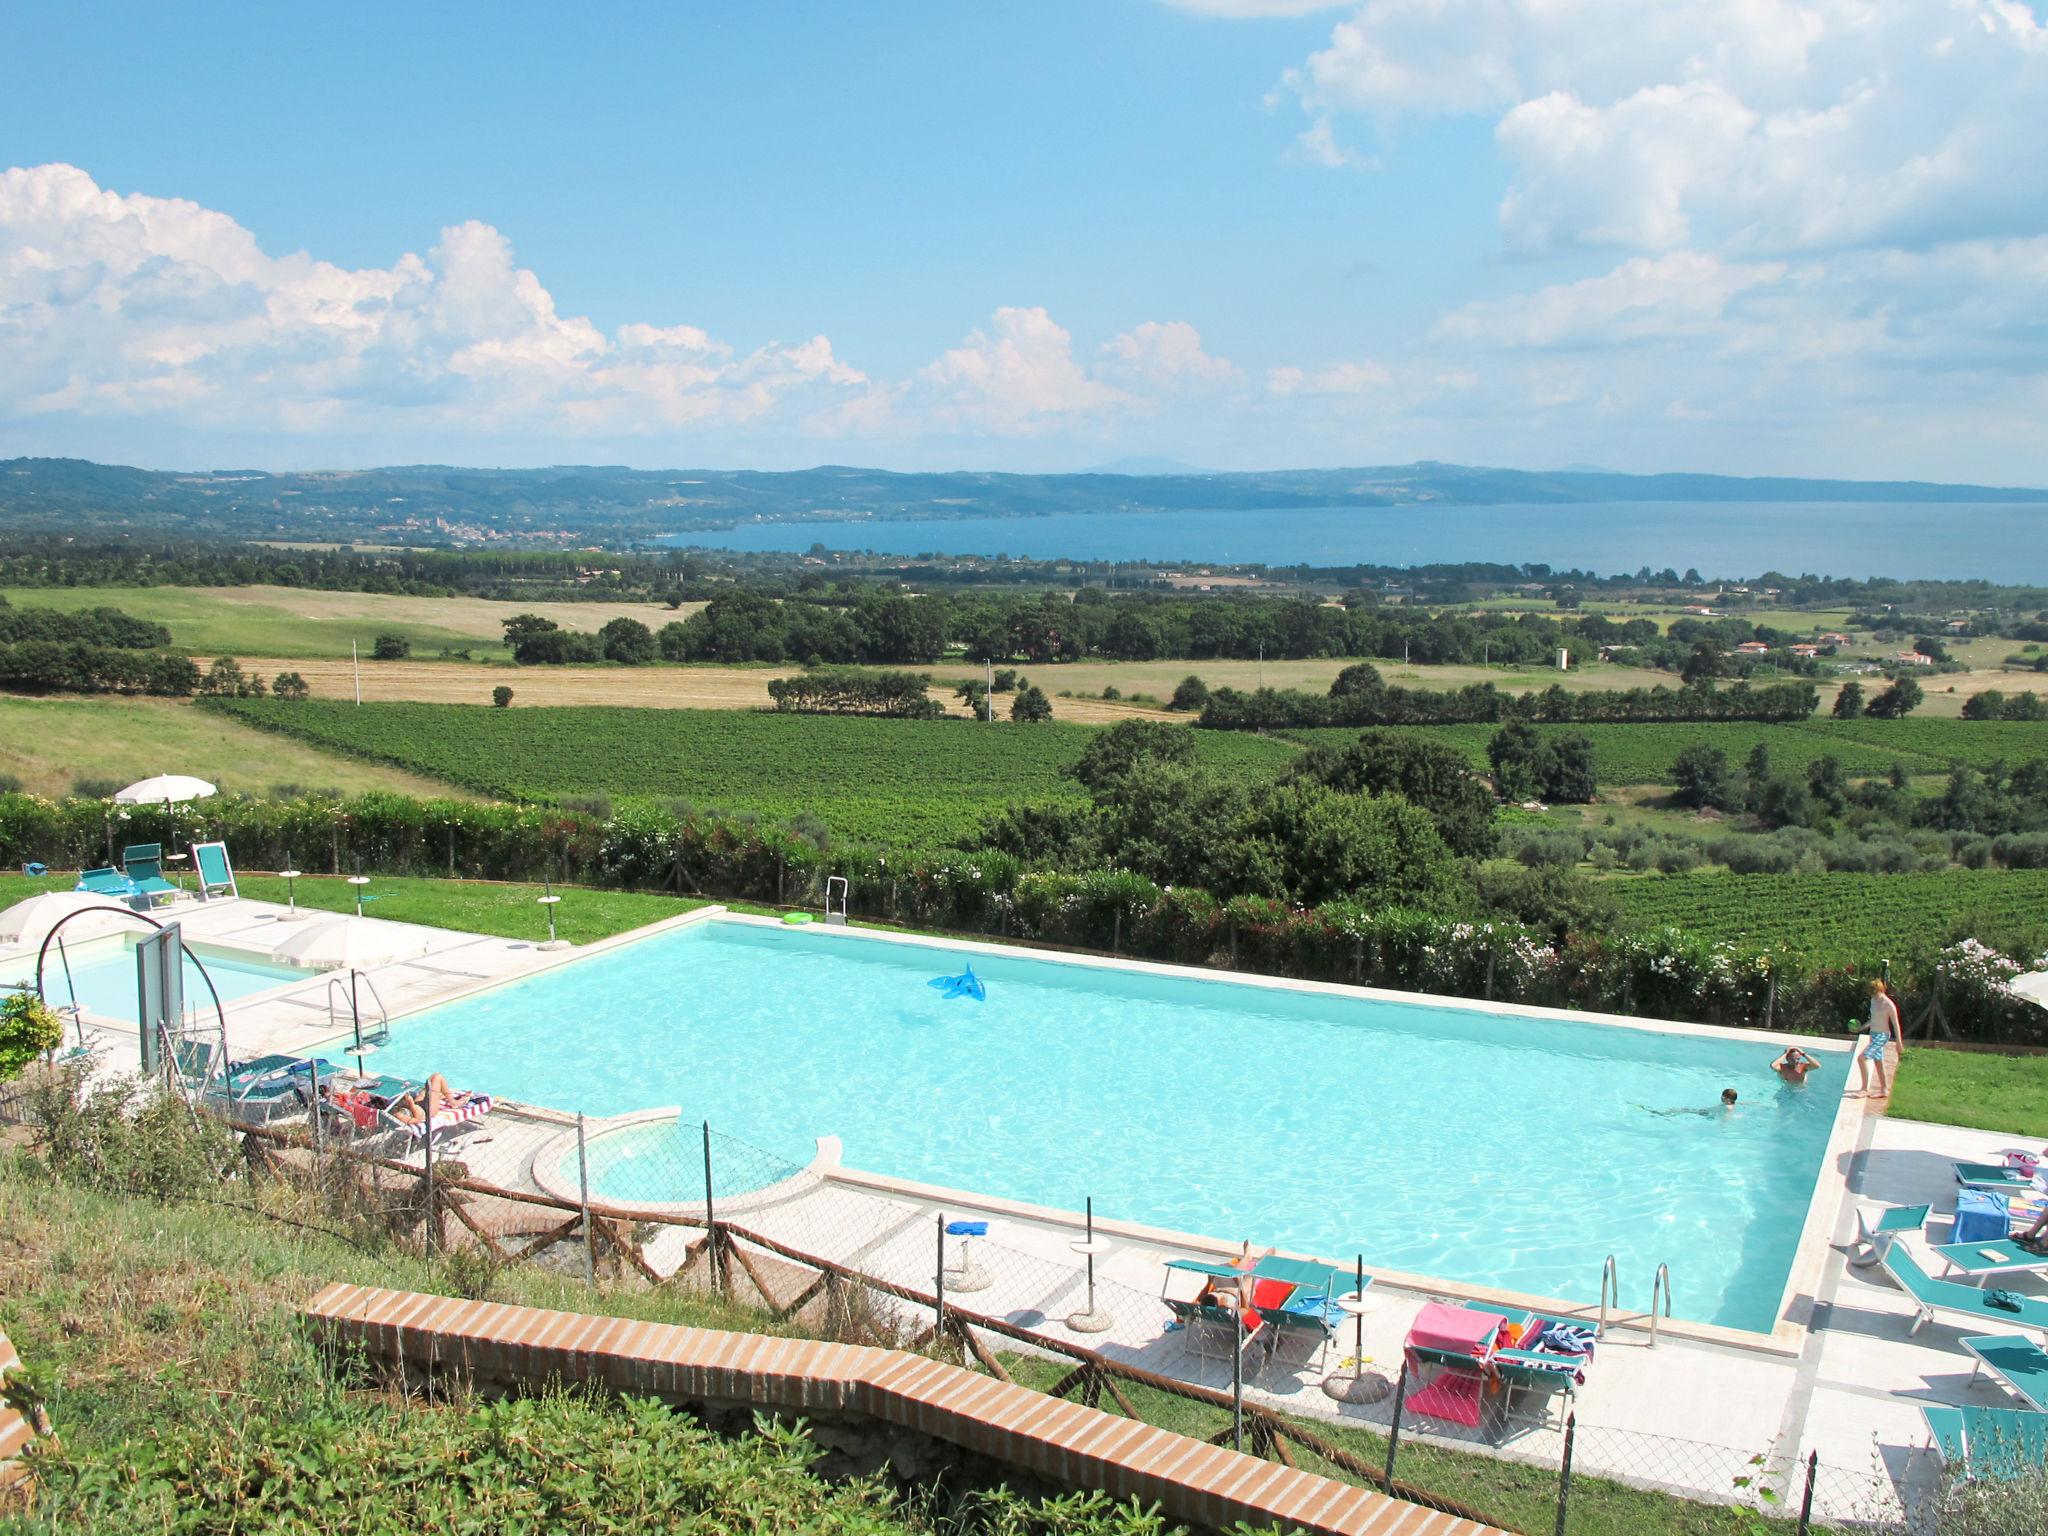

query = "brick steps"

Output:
[[306, 1283, 1504, 1536]]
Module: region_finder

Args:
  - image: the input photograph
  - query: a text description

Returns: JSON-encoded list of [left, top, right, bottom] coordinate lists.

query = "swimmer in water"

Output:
[[1642, 1088, 1738, 1118]]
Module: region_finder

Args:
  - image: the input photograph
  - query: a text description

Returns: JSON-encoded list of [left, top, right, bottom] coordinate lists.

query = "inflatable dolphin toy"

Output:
[[928, 965, 986, 1001]]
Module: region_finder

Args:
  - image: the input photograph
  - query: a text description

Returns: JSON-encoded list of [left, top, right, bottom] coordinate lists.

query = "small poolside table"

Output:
[[1935, 1238, 2048, 1285], [1962, 1333, 2048, 1413]]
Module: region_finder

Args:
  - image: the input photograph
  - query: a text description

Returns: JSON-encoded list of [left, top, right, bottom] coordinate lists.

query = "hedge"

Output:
[[0, 789, 2032, 1044]]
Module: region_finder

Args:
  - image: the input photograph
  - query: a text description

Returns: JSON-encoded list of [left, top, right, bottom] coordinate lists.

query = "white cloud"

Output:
[[1436, 251, 1787, 348], [916, 306, 1126, 433], [1100, 320, 1239, 388], [0, 162, 864, 437], [1266, 358, 1391, 394], [1272, 0, 2048, 255]]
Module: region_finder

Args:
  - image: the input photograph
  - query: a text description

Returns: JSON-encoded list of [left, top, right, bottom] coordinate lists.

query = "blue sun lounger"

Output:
[[1963, 1334, 2048, 1412], [1881, 1244, 2048, 1337], [1850, 1203, 1931, 1267], [1956, 1162, 2040, 1193], [1935, 1239, 2048, 1285], [1922, 1403, 2048, 1481]]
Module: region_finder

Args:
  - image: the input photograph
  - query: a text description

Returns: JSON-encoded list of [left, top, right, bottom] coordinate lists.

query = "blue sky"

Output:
[[3, 1, 2045, 481]]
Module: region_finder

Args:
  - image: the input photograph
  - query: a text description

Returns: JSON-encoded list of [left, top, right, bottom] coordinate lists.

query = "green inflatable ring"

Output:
[[783, 912, 813, 925]]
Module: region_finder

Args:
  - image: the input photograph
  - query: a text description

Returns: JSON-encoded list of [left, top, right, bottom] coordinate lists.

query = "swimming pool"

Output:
[[0, 936, 309, 1025], [373, 919, 1848, 1331]]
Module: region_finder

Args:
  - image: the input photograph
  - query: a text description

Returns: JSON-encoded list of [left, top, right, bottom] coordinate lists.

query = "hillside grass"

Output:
[[0, 693, 464, 800], [205, 700, 1304, 846]]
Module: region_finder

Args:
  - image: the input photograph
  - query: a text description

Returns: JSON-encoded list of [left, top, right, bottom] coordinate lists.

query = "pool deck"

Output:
[[19, 894, 2033, 1520]]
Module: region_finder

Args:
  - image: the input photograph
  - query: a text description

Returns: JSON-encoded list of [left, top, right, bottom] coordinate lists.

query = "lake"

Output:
[[674, 500, 2048, 581]]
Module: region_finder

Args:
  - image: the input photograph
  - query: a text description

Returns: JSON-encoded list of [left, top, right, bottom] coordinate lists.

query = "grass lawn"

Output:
[[1890, 1047, 2048, 1138], [0, 693, 463, 800], [0, 869, 719, 947]]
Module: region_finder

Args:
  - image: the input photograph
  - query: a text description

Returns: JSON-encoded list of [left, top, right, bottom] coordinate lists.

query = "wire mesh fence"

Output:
[[7, 1048, 1959, 1535]]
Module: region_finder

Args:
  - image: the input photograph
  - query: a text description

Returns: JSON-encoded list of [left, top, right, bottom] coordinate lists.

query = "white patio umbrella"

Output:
[[113, 774, 217, 808], [0, 890, 135, 949], [270, 915, 426, 972], [2010, 971, 2048, 1009]]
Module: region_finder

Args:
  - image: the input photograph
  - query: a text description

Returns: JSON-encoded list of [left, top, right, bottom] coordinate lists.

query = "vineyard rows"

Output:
[[1610, 868, 2048, 964], [213, 701, 1300, 847]]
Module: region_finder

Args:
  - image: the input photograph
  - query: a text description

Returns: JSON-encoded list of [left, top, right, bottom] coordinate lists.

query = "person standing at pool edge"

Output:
[[1853, 981, 1903, 1099]]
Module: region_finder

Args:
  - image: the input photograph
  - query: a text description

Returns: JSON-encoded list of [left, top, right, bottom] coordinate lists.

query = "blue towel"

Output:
[[945, 1220, 988, 1238], [1282, 1294, 1345, 1324]]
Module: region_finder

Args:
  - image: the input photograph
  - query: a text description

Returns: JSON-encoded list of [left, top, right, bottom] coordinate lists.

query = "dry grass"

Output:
[[0, 694, 465, 798]]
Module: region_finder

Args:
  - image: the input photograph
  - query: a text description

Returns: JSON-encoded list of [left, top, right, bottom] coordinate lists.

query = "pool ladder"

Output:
[[326, 969, 390, 1058], [1598, 1255, 1673, 1347]]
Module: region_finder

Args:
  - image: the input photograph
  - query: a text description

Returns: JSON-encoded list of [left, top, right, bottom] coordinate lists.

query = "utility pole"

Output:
[[986, 659, 995, 723], [1258, 643, 1264, 689], [352, 640, 361, 705]]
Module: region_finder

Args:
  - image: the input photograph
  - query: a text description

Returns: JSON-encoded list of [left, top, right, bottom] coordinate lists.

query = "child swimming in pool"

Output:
[[1641, 1089, 1738, 1118]]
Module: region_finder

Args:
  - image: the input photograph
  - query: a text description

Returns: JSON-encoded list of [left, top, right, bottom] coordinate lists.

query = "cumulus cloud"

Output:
[[1100, 320, 1239, 388], [1272, 0, 2048, 254], [0, 162, 864, 438]]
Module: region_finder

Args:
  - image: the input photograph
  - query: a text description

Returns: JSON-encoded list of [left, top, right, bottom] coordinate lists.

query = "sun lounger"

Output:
[[75, 866, 137, 901], [1936, 1239, 2048, 1285], [190, 840, 237, 901], [1963, 1334, 2048, 1412], [1850, 1203, 1931, 1267], [1923, 1403, 2048, 1481], [1458, 1300, 1598, 1427], [121, 844, 181, 908], [1957, 1162, 2042, 1193], [1881, 1245, 2048, 1338], [1166, 1298, 1265, 1363], [1260, 1304, 1337, 1381]]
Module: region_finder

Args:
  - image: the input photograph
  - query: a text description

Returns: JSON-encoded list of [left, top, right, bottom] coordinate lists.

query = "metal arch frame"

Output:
[[30, 904, 232, 1084]]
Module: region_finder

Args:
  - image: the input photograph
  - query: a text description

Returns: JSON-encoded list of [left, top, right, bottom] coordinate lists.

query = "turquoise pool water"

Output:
[[0, 938, 307, 1024], [375, 921, 1848, 1330]]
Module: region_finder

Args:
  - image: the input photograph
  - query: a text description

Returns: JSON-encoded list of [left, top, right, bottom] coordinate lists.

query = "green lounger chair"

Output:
[[75, 866, 136, 900], [1851, 1203, 1932, 1267], [1458, 1300, 1599, 1427], [1956, 1162, 2038, 1192], [1881, 1244, 2048, 1337], [1964, 1334, 2048, 1412], [1923, 1403, 2048, 1480], [1936, 1239, 2048, 1284], [120, 843, 179, 908], [191, 840, 237, 900]]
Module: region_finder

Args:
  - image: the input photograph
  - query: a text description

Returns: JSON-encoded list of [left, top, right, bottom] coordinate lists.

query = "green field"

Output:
[[1279, 716, 2048, 785], [210, 699, 1303, 845], [0, 583, 676, 661], [1607, 868, 2048, 961]]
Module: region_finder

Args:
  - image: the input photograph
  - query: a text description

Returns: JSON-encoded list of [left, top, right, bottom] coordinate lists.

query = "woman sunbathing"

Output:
[[387, 1073, 476, 1126]]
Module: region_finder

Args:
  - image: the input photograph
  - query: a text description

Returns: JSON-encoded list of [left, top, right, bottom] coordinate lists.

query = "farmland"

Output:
[[1610, 868, 2048, 963], [0, 583, 691, 661], [209, 698, 1302, 846], [1277, 720, 1980, 786]]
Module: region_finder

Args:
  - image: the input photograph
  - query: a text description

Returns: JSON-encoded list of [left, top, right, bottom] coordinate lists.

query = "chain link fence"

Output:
[[7, 1049, 1968, 1535]]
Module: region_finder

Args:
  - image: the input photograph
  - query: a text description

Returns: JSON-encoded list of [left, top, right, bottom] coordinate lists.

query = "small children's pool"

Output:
[[0, 936, 308, 1026], [375, 920, 1849, 1331]]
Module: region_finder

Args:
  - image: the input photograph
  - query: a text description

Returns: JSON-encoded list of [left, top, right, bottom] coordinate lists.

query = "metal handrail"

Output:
[[1598, 1254, 1619, 1332], [326, 969, 391, 1056], [1650, 1262, 1673, 1347]]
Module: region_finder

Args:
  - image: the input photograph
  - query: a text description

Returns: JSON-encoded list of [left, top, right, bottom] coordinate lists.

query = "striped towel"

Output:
[[401, 1095, 493, 1139]]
